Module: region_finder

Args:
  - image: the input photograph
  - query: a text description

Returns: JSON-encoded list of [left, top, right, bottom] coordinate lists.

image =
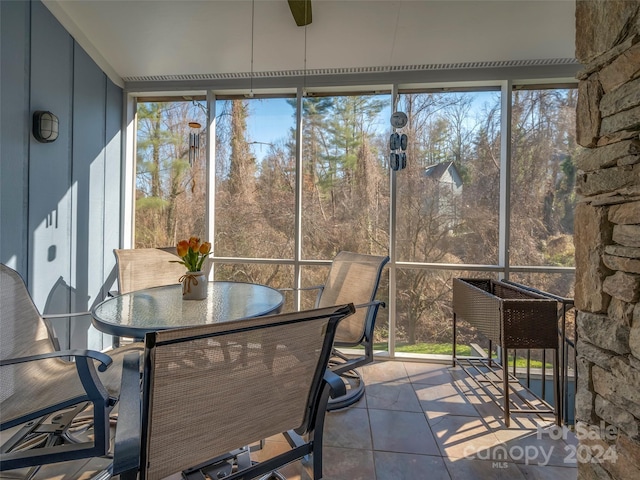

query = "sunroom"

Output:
[[2, 1, 639, 479]]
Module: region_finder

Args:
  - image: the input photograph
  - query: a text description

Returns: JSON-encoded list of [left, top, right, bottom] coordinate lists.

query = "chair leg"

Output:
[[326, 368, 365, 410], [0, 402, 103, 472], [182, 447, 252, 480], [501, 346, 511, 428], [258, 472, 287, 480], [327, 350, 367, 410]]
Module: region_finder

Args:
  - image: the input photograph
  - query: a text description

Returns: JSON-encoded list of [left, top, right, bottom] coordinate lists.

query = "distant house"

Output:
[[423, 161, 463, 228]]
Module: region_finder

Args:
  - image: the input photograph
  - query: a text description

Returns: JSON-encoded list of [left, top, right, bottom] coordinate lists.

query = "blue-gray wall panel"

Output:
[[103, 79, 123, 298], [28, 1, 74, 316], [71, 45, 109, 350], [1, 0, 124, 350], [1, 0, 30, 277]]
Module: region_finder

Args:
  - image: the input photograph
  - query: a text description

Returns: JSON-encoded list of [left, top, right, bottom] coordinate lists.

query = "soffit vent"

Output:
[[123, 58, 579, 83]]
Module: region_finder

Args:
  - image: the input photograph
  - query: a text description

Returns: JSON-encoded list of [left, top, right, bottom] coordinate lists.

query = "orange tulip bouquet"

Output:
[[174, 236, 211, 299], [175, 236, 212, 272]]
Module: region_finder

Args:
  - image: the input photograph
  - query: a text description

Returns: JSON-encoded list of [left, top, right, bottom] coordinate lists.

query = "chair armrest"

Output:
[[0, 349, 113, 372], [1, 349, 117, 418], [353, 299, 386, 310], [42, 311, 92, 320], [112, 352, 142, 477], [323, 369, 347, 399], [279, 285, 324, 293], [40, 312, 93, 352], [280, 285, 325, 307]]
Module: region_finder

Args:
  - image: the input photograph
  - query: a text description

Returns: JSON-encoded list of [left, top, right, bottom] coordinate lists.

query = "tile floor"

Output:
[[258, 360, 578, 480], [2, 361, 578, 480]]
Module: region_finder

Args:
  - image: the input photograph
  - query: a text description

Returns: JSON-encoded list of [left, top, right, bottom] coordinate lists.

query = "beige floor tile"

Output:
[[490, 429, 576, 467], [460, 390, 505, 422], [364, 381, 422, 412], [403, 362, 456, 386], [453, 375, 558, 428], [563, 427, 579, 447], [360, 361, 409, 384], [445, 457, 526, 479], [413, 383, 467, 403], [374, 451, 451, 480], [322, 446, 375, 480], [517, 463, 578, 480], [476, 407, 557, 431], [324, 407, 373, 450], [429, 414, 501, 459], [368, 409, 440, 456], [414, 383, 480, 420]]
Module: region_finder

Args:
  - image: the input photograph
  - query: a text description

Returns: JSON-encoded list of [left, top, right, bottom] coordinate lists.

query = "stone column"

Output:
[[575, 1, 640, 478]]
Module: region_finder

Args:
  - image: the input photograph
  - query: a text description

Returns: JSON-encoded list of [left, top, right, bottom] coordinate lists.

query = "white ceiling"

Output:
[[44, 0, 577, 87]]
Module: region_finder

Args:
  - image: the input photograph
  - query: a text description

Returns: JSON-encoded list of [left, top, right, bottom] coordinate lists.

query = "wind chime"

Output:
[[387, 3, 408, 171], [188, 121, 201, 167], [390, 111, 408, 171]]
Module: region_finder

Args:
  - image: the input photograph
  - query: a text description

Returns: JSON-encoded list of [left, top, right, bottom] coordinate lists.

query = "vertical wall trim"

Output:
[[103, 78, 124, 348], [71, 42, 110, 350], [499, 80, 513, 280], [69, 39, 76, 302], [101, 73, 108, 302], [388, 84, 399, 357], [25, 0, 34, 288], [206, 90, 215, 276], [121, 94, 136, 248], [0, 0, 31, 404], [25, 1, 32, 283], [294, 87, 304, 309]]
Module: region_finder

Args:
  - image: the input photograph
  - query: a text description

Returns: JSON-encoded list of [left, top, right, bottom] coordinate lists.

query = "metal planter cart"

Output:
[[452, 278, 560, 426]]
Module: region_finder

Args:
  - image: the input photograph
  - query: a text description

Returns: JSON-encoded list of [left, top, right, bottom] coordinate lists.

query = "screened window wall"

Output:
[[133, 83, 577, 360]]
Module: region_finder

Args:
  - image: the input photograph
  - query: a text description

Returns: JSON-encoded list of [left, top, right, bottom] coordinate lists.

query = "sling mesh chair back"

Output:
[[0, 264, 140, 472], [313, 251, 389, 409], [113, 248, 192, 294], [113, 304, 355, 480], [112, 248, 213, 346]]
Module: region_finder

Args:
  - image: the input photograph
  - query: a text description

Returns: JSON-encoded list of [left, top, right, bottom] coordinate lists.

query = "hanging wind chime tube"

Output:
[[188, 121, 201, 166]]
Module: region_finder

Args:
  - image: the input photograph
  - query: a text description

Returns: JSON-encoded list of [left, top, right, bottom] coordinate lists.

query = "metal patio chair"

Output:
[[0, 264, 141, 474], [285, 251, 390, 410], [113, 247, 203, 295], [112, 304, 355, 480]]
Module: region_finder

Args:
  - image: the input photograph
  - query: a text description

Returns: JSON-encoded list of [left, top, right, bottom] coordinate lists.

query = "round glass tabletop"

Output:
[[91, 281, 284, 338]]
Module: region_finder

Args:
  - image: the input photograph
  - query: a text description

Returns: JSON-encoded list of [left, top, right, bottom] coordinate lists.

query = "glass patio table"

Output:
[[91, 281, 284, 340]]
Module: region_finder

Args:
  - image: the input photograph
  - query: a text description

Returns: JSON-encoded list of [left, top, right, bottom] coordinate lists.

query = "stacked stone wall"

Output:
[[575, 1, 640, 478]]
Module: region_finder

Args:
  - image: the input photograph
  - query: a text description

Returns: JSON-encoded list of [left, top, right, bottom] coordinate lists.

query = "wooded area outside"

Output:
[[134, 85, 577, 356]]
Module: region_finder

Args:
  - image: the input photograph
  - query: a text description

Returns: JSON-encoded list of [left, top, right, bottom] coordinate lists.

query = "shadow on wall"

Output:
[[0, 1, 122, 317], [42, 266, 117, 350]]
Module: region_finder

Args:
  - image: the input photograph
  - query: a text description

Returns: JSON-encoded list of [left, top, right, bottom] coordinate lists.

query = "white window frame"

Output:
[[122, 71, 578, 360]]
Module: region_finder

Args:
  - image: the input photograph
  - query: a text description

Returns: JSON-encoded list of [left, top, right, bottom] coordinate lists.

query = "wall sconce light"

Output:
[[33, 111, 59, 143]]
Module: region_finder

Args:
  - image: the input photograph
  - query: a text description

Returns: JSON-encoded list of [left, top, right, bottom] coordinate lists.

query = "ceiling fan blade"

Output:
[[288, 0, 312, 26]]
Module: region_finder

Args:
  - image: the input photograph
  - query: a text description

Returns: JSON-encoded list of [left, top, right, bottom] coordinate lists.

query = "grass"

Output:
[[504, 356, 553, 369], [370, 342, 552, 368], [372, 342, 471, 356]]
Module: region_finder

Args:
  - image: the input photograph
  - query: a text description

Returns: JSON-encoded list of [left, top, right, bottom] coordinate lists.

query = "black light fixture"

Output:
[[32, 111, 59, 143]]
